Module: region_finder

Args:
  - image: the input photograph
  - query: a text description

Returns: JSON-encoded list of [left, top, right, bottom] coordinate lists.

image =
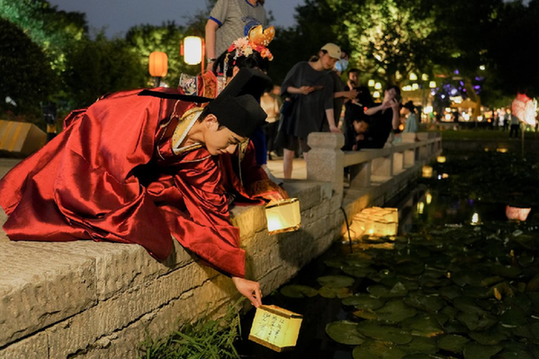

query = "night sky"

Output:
[[47, 0, 305, 38]]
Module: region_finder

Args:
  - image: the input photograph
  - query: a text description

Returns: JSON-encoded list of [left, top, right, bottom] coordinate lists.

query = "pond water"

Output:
[[236, 182, 539, 359]]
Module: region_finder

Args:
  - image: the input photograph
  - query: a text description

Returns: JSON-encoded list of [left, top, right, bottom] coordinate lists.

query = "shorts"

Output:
[[282, 134, 310, 153]]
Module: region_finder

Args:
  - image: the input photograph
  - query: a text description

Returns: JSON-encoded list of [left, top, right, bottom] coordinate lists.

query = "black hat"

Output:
[[206, 94, 267, 137], [216, 67, 271, 100], [403, 101, 415, 111]]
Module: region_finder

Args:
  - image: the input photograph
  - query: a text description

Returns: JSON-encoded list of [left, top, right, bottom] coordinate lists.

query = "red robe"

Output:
[[0, 88, 253, 278]]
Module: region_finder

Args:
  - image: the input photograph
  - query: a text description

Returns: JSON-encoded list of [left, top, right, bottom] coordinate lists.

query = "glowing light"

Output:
[[477, 116, 483, 121], [479, 65, 486, 71], [149, 51, 168, 77], [426, 193, 432, 205], [442, 173, 449, 179], [421, 73, 429, 81], [373, 91, 381, 98], [417, 202, 425, 214], [183, 36, 203, 65], [471, 213, 480, 225], [505, 205, 531, 221], [429, 81, 436, 88], [422, 166, 433, 178], [412, 83, 419, 90], [402, 85, 413, 92], [368, 79, 375, 87], [437, 156, 446, 163], [409, 72, 418, 81], [374, 82, 382, 90], [265, 199, 301, 235], [424, 106, 433, 114], [249, 305, 303, 352], [496, 148, 508, 153]]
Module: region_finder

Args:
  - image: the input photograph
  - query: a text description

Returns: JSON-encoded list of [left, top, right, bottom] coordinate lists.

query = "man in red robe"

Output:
[[0, 68, 270, 307]]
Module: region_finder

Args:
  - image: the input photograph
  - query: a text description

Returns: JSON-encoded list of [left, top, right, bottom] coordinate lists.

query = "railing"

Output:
[[306, 132, 442, 197]]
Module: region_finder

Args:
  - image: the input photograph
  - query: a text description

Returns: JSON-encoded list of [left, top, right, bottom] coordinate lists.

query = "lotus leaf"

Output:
[[491, 264, 522, 279], [463, 342, 503, 359], [395, 260, 426, 276], [352, 340, 407, 359], [325, 320, 365, 345], [375, 300, 418, 323], [353, 308, 378, 320], [527, 273, 539, 292], [399, 337, 437, 354], [438, 285, 463, 300], [319, 286, 352, 299], [368, 282, 408, 298], [382, 277, 420, 291], [517, 252, 535, 267], [497, 342, 534, 359], [500, 306, 528, 327], [404, 292, 446, 312], [480, 276, 504, 287], [437, 334, 469, 353], [468, 326, 508, 345], [357, 321, 413, 344], [317, 275, 355, 288], [443, 319, 468, 334], [401, 315, 444, 337], [280, 285, 318, 298], [450, 271, 485, 287], [345, 256, 373, 267], [463, 286, 491, 299], [456, 312, 497, 331], [510, 321, 539, 342], [324, 258, 346, 269], [453, 296, 486, 315], [342, 294, 386, 310], [343, 265, 376, 278], [440, 306, 459, 321]]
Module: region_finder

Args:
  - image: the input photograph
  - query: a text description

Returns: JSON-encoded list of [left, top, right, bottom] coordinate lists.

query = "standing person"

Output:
[[277, 43, 342, 179], [260, 85, 281, 160], [402, 101, 419, 140], [330, 51, 358, 128], [205, 0, 267, 71], [364, 85, 401, 148], [0, 69, 270, 308], [343, 68, 372, 148], [509, 112, 520, 138]]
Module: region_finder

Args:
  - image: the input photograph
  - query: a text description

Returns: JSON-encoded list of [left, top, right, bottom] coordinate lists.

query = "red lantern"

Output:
[[505, 205, 531, 221], [149, 51, 168, 77]]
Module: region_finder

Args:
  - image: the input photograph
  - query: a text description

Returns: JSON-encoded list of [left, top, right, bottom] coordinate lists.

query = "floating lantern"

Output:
[[265, 198, 301, 235], [471, 213, 480, 225], [437, 156, 446, 163], [505, 205, 531, 221], [422, 166, 433, 178], [417, 202, 425, 214], [249, 305, 303, 352], [350, 207, 398, 237], [426, 192, 432, 205], [442, 173, 449, 179], [496, 148, 508, 153], [148, 51, 168, 77]]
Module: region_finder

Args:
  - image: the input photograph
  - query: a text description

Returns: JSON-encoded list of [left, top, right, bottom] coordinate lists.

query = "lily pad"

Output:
[[463, 342, 503, 359], [325, 320, 365, 345], [342, 265, 376, 278], [401, 314, 445, 337], [368, 282, 409, 298], [456, 312, 497, 331], [395, 260, 425, 276], [353, 308, 378, 320], [319, 286, 352, 299], [491, 264, 522, 279], [468, 326, 508, 345], [342, 294, 387, 310], [324, 258, 346, 269], [375, 300, 418, 323], [451, 270, 485, 287], [497, 342, 534, 359], [353, 340, 407, 359], [399, 337, 437, 355], [280, 285, 318, 298], [453, 296, 486, 315], [357, 321, 413, 344], [500, 306, 528, 327], [382, 277, 420, 291], [437, 334, 469, 353], [404, 292, 446, 312], [317, 275, 355, 288], [439, 285, 463, 300]]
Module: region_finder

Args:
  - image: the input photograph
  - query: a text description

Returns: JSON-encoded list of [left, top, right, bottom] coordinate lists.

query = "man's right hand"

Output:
[[232, 276, 263, 308]]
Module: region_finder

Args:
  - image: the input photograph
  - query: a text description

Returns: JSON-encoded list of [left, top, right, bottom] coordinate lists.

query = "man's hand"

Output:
[[329, 125, 342, 134], [299, 86, 315, 95], [232, 277, 263, 308]]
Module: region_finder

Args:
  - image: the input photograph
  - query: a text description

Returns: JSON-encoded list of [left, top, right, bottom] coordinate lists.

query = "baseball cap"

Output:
[[321, 43, 342, 60]]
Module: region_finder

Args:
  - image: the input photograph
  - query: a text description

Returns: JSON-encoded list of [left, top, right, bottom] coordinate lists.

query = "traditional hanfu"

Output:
[[0, 70, 273, 278]]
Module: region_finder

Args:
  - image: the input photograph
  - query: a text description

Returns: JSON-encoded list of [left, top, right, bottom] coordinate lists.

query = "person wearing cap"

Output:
[[0, 68, 270, 308], [277, 43, 342, 179]]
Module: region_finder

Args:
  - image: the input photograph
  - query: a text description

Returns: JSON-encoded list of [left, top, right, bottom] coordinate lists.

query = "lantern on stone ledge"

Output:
[[422, 165, 433, 178], [265, 198, 301, 235], [249, 305, 303, 352]]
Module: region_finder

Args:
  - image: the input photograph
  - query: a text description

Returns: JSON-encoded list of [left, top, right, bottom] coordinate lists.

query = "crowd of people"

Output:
[[0, 0, 421, 307]]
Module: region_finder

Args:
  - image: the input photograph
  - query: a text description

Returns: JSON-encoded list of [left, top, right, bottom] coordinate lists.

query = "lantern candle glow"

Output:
[[265, 198, 301, 235], [183, 36, 203, 65], [148, 51, 168, 77], [249, 305, 303, 352]]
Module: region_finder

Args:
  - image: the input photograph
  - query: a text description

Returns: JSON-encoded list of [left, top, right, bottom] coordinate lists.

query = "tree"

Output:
[[0, 18, 56, 116], [63, 34, 146, 108]]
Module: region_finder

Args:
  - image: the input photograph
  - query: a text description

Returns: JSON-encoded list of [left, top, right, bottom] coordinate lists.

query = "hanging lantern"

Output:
[[148, 51, 168, 77], [265, 198, 301, 235], [437, 156, 446, 163], [471, 213, 480, 225], [409, 72, 418, 81], [373, 91, 380, 99], [505, 205, 531, 221], [429, 81, 437, 88], [368, 79, 375, 87], [374, 82, 382, 90], [421, 73, 429, 81], [183, 36, 203, 65], [249, 305, 303, 352], [412, 83, 419, 90]]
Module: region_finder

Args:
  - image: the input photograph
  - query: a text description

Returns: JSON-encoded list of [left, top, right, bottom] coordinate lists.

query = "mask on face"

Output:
[[335, 59, 349, 72]]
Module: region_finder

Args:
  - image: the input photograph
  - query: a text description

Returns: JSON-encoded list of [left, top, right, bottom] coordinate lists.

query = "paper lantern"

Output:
[[368, 79, 375, 87], [373, 91, 380, 98], [429, 81, 437, 88], [350, 207, 398, 237], [265, 198, 301, 235], [374, 82, 382, 90], [149, 51, 168, 77], [437, 156, 446, 163], [421, 73, 429, 81], [426, 193, 432, 205], [249, 305, 303, 352], [409, 72, 418, 81], [505, 205, 531, 221], [183, 36, 203, 65], [422, 166, 433, 178], [471, 213, 480, 225]]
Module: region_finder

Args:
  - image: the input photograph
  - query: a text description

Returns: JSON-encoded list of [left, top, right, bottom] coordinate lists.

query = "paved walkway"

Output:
[[265, 158, 306, 180]]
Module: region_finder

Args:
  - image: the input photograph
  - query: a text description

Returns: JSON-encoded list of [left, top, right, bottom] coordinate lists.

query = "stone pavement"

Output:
[[265, 158, 306, 180]]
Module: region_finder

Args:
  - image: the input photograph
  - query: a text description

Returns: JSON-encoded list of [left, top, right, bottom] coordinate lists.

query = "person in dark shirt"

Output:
[[363, 85, 401, 148]]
